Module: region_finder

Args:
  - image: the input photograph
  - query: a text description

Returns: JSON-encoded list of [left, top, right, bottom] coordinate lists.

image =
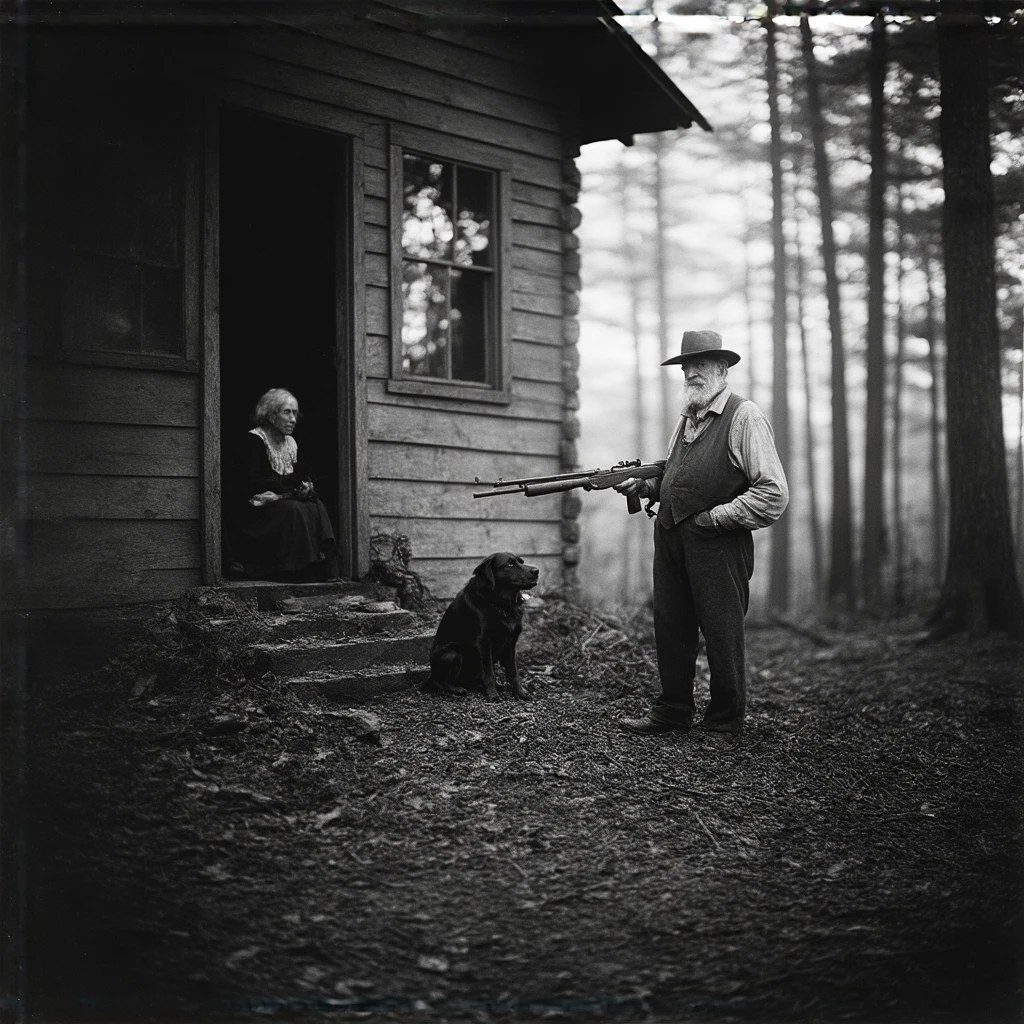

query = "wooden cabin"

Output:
[[0, 0, 710, 611]]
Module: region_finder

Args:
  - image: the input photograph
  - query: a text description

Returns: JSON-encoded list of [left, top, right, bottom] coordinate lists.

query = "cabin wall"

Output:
[[5, 12, 582, 608]]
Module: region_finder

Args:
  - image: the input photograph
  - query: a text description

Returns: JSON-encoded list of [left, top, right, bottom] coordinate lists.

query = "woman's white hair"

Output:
[[252, 388, 299, 427]]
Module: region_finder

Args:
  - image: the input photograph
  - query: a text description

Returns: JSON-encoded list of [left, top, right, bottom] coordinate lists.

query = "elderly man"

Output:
[[615, 330, 789, 736]]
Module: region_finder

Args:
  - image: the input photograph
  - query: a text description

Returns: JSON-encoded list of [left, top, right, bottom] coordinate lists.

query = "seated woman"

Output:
[[229, 388, 337, 581]]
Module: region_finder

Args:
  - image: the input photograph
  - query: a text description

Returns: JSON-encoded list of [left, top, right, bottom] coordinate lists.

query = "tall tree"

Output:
[[765, 0, 791, 611], [862, 13, 888, 609], [801, 14, 856, 607], [923, 252, 945, 587], [928, 16, 1024, 638], [891, 180, 907, 608]]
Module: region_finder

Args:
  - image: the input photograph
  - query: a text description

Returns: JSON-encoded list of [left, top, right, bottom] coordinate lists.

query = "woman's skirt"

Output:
[[233, 496, 336, 578]]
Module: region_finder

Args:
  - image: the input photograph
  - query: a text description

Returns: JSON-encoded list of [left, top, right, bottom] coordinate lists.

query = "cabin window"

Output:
[[390, 142, 511, 403], [55, 87, 198, 370]]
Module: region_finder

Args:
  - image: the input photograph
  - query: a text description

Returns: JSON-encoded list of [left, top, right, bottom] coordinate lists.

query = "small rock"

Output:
[[330, 709, 383, 743], [417, 954, 449, 973], [225, 945, 261, 970], [361, 600, 399, 614]]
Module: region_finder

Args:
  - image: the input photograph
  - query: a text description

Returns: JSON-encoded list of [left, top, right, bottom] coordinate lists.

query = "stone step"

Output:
[[254, 630, 434, 677], [288, 663, 430, 704], [187, 580, 399, 618]]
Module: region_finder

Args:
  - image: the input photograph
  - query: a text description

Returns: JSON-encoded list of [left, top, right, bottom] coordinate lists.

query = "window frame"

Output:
[[388, 133, 512, 405], [56, 94, 202, 374]]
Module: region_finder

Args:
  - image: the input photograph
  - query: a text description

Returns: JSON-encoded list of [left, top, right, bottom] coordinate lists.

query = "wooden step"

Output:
[[202, 606, 421, 643]]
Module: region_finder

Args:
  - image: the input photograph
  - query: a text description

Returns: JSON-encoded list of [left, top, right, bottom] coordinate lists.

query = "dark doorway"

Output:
[[219, 108, 343, 575]]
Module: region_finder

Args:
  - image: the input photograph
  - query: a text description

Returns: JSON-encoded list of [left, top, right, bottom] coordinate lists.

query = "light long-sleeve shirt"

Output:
[[655, 386, 789, 531]]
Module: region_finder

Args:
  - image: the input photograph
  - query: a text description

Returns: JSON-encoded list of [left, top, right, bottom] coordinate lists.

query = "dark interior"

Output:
[[219, 108, 340, 570]]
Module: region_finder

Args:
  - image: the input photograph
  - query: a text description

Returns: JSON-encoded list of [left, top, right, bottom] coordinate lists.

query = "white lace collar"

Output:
[[250, 427, 298, 477]]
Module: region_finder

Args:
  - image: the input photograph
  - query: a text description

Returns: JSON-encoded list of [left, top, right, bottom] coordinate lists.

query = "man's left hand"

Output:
[[694, 510, 718, 531]]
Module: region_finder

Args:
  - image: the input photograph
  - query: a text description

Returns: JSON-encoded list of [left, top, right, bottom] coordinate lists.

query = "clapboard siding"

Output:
[[288, 14, 559, 104], [412, 554, 564, 599], [192, 47, 564, 169], [374, 517, 559, 559], [369, 441, 560, 484], [23, 520, 201, 574], [247, 25, 562, 134], [368, 403, 560, 455], [15, 568, 202, 610], [22, 475, 201, 521], [21, 423, 199, 477], [366, 383, 561, 426], [368, 480, 561, 523], [24, 363, 200, 428], [364, 337, 563, 385]]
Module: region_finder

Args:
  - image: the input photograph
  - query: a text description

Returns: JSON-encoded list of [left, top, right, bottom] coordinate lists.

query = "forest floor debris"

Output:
[[23, 596, 1024, 1022]]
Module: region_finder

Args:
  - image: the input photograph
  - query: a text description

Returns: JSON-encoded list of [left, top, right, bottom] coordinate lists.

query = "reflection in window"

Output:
[[401, 152, 494, 383]]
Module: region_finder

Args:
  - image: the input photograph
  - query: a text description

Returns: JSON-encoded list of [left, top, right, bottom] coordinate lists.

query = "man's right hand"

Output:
[[613, 477, 653, 499]]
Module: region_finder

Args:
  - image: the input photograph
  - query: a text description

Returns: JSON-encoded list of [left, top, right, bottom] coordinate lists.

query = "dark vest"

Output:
[[657, 392, 750, 529]]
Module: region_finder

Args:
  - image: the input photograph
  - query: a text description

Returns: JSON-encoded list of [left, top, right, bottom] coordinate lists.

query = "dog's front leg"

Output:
[[480, 640, 499, 701], [499, 640, 526, 699]]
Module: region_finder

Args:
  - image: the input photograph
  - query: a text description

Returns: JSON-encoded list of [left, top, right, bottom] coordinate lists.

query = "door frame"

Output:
[[200, 95, 370, 584]]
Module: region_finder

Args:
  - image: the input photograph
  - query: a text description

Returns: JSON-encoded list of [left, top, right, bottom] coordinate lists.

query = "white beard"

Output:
[[684, 374, 725, 415]]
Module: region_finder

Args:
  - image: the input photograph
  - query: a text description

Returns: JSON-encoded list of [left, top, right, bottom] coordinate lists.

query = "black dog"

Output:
[[424, 552, 540, 700]]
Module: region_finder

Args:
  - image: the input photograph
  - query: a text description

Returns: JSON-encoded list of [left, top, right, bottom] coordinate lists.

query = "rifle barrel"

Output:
[[485, 469, 599, 488], [473, 486, 525, 498]]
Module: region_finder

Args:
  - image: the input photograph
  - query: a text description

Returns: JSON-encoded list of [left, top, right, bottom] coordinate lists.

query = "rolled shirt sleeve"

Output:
[[715, 400, 789, 531]]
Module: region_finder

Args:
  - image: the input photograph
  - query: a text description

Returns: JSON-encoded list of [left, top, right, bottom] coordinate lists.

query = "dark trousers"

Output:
[[652, 517, 754, 731]]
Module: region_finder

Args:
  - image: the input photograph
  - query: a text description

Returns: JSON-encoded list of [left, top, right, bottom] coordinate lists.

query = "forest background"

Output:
[[573, 1, 1024, 628]]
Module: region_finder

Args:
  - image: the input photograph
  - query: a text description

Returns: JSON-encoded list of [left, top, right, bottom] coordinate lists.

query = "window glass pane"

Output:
[[450, 268, 488, 383], [454, 165, 493, 268], [65, 251, 140, 352], [402, 262, 449, 378], [76, 140, 181, 266], [141, 265, 184, 356], [402, 154, 453, 262]]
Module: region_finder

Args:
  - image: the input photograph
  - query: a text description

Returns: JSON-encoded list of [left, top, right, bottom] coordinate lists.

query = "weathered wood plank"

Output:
[[374, 515, 561, 559], [513, 341, 563, 385], [12, 568, 202, 611], [514, 221, 562, 254], [513, 310, 563, 345], [512, 200, 560, 228], [510, 179, 561, 209], [365, 379, 561, 424], [24, 519, 201, 571], [365, 195, 388, 227], [24, 362, 199, 427], [366, 225, 389, 256], [364, 164, 388, 199], [367, 402, 560, 454], [22, 475, 200, 520], [513, 268, 564, 297], [369, 440, 560, 483], [21, 423, 199, 477], [280, 15, 559, 104], [367, 284, 389, 335], [365, 252, 389, 289], [247, 25, 562, 132], [368, 480, 561, 522], [193, 49, 563, 164], [513, 291, 563, 317], [511, 246, 563, 277], [409, 554, 564, 600]]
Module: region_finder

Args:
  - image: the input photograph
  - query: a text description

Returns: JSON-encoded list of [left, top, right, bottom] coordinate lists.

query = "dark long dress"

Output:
[[231, 433, 336, 579]]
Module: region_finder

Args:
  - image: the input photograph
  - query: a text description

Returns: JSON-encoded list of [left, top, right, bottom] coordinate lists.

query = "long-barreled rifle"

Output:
[[474, 459, 665, 516]]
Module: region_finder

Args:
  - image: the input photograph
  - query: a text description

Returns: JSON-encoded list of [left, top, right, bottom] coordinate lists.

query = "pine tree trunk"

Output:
[[1017, 309, 1024, 570], [925, 253, 945, 588], [800, 14, 856, 607], [741, 202, 761, 409], [891, 182, 906, 610], [766, 1, 791, 612], [928, 18, 1024, 639], [793, 194, 824, 601], [862, 13, 888, 610]]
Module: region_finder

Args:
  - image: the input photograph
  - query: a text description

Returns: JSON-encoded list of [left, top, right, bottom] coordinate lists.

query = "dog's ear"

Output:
[[472, 555, 497, 591]]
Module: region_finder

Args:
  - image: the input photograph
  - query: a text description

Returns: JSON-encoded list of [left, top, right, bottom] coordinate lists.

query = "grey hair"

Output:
[[252, 388, 299, 427]]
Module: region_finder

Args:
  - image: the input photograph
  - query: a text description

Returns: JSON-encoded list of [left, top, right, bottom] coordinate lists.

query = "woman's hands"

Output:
[[296, 479, 316, 500], [251, 480, 315, 506], [250, 490, 280, 507]]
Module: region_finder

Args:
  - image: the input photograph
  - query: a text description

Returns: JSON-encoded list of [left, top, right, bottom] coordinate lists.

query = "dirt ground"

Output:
[[17, 597, 1024, 1023]]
